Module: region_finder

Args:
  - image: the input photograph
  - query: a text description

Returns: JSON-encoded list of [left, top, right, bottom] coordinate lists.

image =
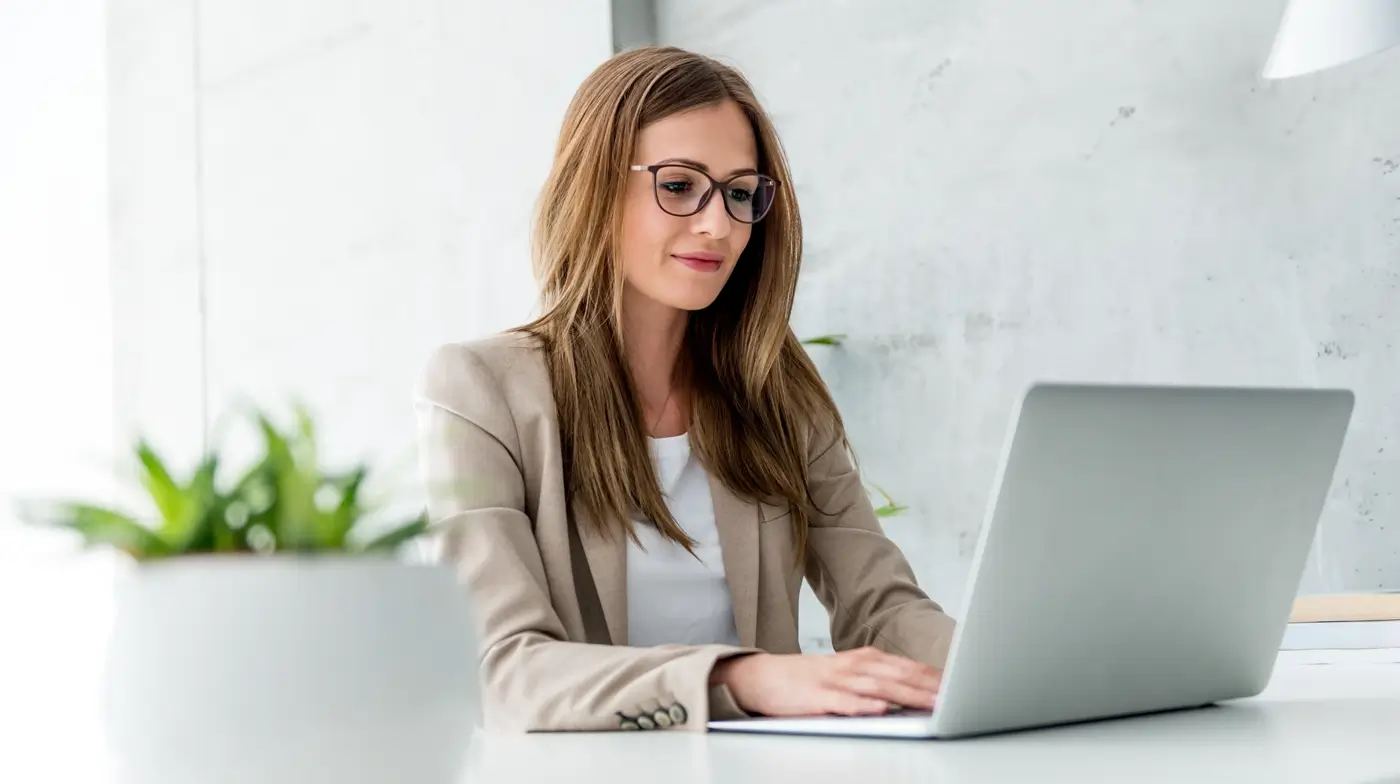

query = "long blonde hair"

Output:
[[519, 46, 845, 561]]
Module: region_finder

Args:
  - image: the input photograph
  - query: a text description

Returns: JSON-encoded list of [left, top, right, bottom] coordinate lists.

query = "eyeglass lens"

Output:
[[652, 165, 776, 223]]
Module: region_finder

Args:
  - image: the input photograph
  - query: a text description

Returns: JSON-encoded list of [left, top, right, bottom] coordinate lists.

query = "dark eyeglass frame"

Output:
[[629, 162, 780, 224]]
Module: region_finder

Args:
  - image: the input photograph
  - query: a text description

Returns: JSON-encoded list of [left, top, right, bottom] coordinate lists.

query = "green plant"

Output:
[[869, 484, 908, 518], [17, 406, 428, 561], [800, 333, 847, 347], [799, 333, 907, 519]]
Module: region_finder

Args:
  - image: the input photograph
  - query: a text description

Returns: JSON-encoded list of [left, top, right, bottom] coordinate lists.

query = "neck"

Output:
[[621, 284, 687, 410]]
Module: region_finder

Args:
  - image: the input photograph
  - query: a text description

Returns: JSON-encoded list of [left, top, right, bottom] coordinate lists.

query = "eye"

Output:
[[727, 187, 754, 204], [659, 179, 694, 195]]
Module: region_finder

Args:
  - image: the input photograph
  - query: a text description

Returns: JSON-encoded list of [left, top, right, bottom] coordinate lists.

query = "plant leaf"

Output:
[[207, 455, 273, 554], [358, 513, 429, 554], [23, 502, 173, 559], [293, 402, 317, 447], [801, 334, 847, 346], [258, 412, 318, 551], [869, 484, 908, 518], [166, 453, 221, 550], [319, 466, 368, 549], [135, 440, 191, 530], [209, 505, 241, 553]]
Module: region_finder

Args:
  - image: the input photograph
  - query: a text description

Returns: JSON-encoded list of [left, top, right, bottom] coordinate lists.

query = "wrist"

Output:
[[710, 652, 764, 687]]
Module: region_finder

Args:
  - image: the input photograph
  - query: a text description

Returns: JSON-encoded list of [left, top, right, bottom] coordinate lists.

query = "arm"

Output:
[[414, 343, 755, 732], [802, 418, 957, 668]]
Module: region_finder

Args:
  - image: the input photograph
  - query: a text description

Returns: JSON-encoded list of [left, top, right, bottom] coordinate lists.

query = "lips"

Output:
[[672, 251, 724, 272]]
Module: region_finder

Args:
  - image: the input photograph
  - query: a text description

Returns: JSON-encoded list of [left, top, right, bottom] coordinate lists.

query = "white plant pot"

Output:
[[102, 555, 479, 784]]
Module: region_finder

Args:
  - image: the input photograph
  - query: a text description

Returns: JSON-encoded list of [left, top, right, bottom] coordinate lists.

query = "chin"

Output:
[[626, 269, 732, 312], [650, 273, 730, 312], [665, 291, 724, 312]]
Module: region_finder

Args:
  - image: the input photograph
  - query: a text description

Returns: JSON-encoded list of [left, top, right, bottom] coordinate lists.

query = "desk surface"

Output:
[[12, 651, 1400, 784], [466, 651, 1400, 784]]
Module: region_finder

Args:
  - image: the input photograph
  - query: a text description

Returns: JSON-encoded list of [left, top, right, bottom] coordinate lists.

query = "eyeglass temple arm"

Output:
[[628, 163, 780, 186]]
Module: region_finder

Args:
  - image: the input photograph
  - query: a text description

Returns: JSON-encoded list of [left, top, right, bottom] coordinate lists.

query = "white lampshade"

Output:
[[1263, 0, 1400, 79]]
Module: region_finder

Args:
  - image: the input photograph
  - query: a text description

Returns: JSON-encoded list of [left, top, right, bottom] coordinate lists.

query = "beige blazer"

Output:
[[414, 331, 956, 733]]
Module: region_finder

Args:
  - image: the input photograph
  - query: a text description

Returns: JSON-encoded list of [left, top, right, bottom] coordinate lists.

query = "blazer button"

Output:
[[635, 713, 657, 731], [652, 708, 673, 729], [618, 713, 641, 731], [668, 703, 688, 726]]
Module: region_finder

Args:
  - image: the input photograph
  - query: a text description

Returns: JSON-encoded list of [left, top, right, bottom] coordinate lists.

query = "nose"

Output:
[[690, 188, 732, 240]]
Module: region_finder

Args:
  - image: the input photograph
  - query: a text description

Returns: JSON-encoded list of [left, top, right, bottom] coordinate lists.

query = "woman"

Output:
[[414, 46, 955, 733]]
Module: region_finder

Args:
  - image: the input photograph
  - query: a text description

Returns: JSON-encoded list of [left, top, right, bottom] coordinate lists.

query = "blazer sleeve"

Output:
[[414, 342, 758, 733], [801, 417, 958, 668]]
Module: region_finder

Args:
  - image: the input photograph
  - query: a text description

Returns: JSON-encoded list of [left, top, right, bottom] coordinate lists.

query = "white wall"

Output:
[[99, 0, 1400, 661], [0, 1, 117, 779], [0, 2, 620, 774], [110, 0, 615, 501], [658, 0, 1400, 637]]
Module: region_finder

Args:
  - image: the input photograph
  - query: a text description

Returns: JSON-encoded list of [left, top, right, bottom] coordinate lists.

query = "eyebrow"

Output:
[[657, 157, 759, 178]]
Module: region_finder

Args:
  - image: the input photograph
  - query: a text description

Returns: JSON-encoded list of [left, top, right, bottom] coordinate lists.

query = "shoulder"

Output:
[[415, 329, 551, 420]]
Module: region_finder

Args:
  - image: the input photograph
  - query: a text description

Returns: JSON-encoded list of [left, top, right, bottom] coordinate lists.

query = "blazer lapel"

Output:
[[709, 473, 759, 649], [574, 500, 629, 646]]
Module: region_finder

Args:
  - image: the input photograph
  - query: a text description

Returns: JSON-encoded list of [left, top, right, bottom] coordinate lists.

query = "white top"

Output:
[[625, 434, 741, 648]]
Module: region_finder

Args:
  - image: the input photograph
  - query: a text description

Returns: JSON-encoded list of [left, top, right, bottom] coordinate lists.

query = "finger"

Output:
[[833, 674, 937, 711], [850, 657, 941, 693], [819, 689, 890, 717], [886, 653, 941, 684], [846, 647, 939, 676], [840, 649, 941, 692]]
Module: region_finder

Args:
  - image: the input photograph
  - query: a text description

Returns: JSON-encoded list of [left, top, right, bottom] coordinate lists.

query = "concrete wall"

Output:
[[109, 0, 615, 494], [659, 0, 1400, 639], [108, 0, 1399, 651]]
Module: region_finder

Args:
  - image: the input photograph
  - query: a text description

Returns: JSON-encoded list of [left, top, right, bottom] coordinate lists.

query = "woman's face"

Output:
[[619, 100, 759, 314]]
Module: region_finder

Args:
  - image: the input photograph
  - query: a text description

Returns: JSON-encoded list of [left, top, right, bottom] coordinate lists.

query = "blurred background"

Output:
[[2, 0, 1397, 776]]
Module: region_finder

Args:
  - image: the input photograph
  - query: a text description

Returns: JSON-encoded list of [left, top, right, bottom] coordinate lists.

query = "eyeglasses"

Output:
[[629, 162, 779, 224]]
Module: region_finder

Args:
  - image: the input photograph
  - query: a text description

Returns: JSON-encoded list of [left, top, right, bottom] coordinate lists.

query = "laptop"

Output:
[[708, 382, 1354, 739]]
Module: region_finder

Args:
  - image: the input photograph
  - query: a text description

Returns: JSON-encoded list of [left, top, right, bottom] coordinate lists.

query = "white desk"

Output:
[[465, 650, 1400, 784], [12, 650, 1399, 783]]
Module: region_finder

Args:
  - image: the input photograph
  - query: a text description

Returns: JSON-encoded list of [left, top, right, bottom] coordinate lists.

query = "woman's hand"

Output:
[[710, 647, 941, 717]]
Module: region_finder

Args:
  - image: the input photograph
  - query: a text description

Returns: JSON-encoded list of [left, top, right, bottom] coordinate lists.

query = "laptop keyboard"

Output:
[[884, 707, 935, 718]]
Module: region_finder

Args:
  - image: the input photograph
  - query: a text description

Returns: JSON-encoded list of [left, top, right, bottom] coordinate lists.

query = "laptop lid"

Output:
[[931, 383, 1353, 738]]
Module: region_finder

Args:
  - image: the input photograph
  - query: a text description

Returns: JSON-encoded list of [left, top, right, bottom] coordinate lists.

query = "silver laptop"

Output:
[[709, 383, 1354, 739]]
